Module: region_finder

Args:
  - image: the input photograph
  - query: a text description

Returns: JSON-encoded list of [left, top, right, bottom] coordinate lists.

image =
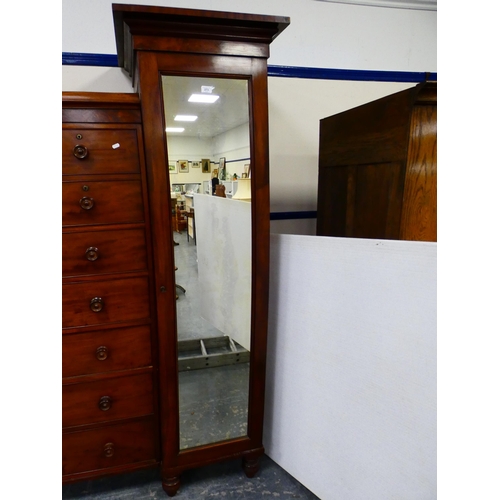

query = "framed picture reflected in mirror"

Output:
[[178, 160, 189, 173], [219, 157, 226, 180], [202, 158, 211, 173]]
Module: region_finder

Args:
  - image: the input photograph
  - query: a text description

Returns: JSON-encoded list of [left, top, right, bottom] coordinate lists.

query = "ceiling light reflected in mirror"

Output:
[[188, 94, 220, 103], [175, 115, 198, 122], [162, 76, 249, 139]]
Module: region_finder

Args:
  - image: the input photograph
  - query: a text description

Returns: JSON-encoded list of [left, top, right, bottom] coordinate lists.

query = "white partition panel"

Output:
[[194, 194, 252, 351], [264, 234, 437, 500]]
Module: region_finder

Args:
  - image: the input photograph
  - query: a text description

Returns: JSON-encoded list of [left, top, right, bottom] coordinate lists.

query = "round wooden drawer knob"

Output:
[[90, 297, 104, 312], [85, 247, 99, 261], [103, 442, 114, 458], [79, 197, 94, 210], [73, 144, 88, 159], [96, 346, 108, 361], [98, 396, 112, 411]]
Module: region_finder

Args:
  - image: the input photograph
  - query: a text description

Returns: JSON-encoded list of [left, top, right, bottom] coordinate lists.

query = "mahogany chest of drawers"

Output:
[[62, 92, 160, 481]]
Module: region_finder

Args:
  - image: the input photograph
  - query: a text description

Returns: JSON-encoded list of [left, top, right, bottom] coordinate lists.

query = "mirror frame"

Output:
[[112, 4, 289, 496]]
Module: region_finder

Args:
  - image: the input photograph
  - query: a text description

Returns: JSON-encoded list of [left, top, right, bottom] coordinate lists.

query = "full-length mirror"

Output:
[[161, 75, 252, 450]]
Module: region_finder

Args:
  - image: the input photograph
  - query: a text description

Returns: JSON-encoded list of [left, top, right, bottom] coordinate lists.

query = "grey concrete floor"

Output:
[[62, 455, 321, 499], [179, 363, 249, 449]]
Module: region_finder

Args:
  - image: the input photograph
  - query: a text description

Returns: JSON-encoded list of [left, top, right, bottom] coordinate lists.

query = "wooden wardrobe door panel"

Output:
[[318, 162, 405, 239], [316, 165, 349, 237], [351, 162, 406, 239], [109, 5, 290, 494], [318, 88, 414, 168]]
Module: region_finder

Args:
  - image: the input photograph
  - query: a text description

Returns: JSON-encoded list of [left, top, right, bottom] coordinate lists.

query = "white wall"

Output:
[[62, 0, 436, 72], [265, 234, 436, 499], [61, 66, 131, 93]]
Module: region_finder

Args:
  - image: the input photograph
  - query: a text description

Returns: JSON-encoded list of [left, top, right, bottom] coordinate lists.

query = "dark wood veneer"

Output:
[[62, 179, 145, 227], [62, 417, 157, 476], [62, 127, 141, 175], [113, 4, 289, 76], [62, 325, 152, 377], [62, 91, 161, 483], [62, 276, 150, 328], [62, 92, 141, 108], [111, 4, 289, 496], [62, 5, 288, 494], [62, 371, 154, 427], [62, 227, 148, 277], [317, 81, 437, 241]]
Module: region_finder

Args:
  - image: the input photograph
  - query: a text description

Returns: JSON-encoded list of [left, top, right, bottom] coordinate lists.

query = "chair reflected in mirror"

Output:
[[172, 195, 188, 299], [215, 184, 226, 198], [172, 195, 188, 233]]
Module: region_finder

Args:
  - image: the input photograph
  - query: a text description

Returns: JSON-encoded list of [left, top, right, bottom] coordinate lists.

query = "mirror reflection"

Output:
[[162, 75, 252, 450]]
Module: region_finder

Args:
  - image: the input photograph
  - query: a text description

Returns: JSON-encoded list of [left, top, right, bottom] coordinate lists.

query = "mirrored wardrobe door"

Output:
[[113, 4, 289, 496], [161, 75, 253, 450]]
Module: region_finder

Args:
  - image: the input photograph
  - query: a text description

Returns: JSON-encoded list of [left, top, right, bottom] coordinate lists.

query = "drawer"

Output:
[[62, 128, 141, 175], [62, 418, 156, 476], [62, 228, 148, 277], [62, 325, 152, 378], [62, 277, 150, 328], [62, 180, 144, 227], [62, 371, 154, 428]]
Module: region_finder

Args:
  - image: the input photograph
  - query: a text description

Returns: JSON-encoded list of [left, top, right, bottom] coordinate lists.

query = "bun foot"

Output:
[[242, 457, 260, 478], [162, 476, 181, 497]]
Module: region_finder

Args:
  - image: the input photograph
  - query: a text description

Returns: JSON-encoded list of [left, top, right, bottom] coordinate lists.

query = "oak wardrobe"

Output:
[[316, 81, 437, 242]]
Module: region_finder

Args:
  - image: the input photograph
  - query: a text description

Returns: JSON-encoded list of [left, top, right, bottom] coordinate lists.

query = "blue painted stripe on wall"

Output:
[[62, 52, 436, 82], [268, 65, 437, 83], [226, 158, 250, 164], [270, 211, 317, 221], [63, 52, 119, 67]]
